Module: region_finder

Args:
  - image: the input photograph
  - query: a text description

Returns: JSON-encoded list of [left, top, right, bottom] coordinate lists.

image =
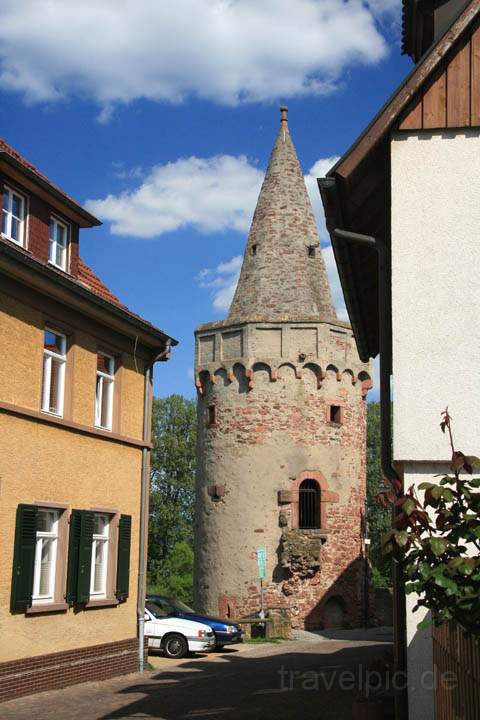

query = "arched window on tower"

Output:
[[299, 479, 320, 529]]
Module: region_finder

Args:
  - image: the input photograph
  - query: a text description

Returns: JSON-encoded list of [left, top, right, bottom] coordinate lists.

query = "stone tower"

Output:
[[194, 108, 372, 629]]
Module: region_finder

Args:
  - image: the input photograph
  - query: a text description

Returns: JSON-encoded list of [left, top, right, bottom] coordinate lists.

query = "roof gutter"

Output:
[[333, 229, 408, 720]]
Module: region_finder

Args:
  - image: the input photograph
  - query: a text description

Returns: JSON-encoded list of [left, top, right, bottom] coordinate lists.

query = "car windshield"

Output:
[[145, 601, 169, 619], [169, 597, 195, 613]]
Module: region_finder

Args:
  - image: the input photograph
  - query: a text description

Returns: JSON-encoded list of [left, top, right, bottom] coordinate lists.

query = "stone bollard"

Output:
[[266, 608, 291, 640]]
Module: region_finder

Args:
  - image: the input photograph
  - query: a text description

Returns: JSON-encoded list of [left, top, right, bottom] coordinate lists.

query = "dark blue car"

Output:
[[146, 595, 243, 649]]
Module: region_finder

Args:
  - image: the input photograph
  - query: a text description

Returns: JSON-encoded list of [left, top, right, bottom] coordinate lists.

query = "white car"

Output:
[[144, 601, 215, 658]]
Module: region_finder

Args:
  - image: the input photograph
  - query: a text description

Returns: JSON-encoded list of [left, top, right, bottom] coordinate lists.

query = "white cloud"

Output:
[[86, 155, 263, 238], [87, 153, 340, 240], [0, 0, 389, 115], [197, 255, 243, 312], [367, 0, 401, 19]]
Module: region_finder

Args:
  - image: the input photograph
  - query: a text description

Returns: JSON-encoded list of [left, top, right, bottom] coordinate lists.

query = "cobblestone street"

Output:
[[1, 630, 393, 720]]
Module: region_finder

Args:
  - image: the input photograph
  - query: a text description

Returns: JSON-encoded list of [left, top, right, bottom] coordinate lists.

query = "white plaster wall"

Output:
[[391, 130, 480, 462], [401, 462, 451, 720]]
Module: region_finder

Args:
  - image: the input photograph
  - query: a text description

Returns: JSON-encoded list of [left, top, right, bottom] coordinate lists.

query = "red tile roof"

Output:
[[0, 139, 58, 188], [0, 139, 175, 344], [77, 258, 124, 308], [0, 138, 100, 226], [76, 257, 172, 340]]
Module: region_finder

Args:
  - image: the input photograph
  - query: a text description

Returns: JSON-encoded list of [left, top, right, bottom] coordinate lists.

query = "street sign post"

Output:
[[257, 546, 266, 618], [257, 546, 266, 579]]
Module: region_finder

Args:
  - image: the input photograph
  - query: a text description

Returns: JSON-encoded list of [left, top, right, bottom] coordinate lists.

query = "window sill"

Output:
[[48, 259, 69, 274], [26, 602, 69, 615], [85, 597, 119, 609], [1, 233, 24, 248], [94, 424, 112, 433], [294, 528, 330, 540], [40, 408, 64, 419]]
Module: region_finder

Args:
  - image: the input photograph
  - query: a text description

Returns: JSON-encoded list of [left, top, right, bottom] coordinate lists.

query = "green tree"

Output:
[[367, 402, 392, 587], [150, 542, 194, 605], [147, 395, 196, 600]]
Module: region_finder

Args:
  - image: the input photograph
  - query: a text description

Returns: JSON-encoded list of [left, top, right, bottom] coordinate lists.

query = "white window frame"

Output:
[[41, 328, 67, 417], [95, 352, 115, 431], [32, 508, 59, 604], [49, 216, 69, 271], [90, 514, 110, 598], [2, 184, 26, 246]]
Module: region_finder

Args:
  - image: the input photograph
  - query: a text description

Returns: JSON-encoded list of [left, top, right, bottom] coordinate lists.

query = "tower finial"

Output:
[[227, 102, 336, 324]]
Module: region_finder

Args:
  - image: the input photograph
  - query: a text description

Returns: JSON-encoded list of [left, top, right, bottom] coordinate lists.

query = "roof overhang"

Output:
[[402, 0, 471, 61], [320, 0, 480, 361], [0, 153, 101, 228], [0, 240, 177, 355]]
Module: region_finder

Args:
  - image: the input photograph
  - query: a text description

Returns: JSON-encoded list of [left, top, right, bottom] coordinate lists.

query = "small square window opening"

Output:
[[308, 246, 316, 258], [250, 244, 257, 256], [329, 405, 342, 424], [208, 405, 216, 427]]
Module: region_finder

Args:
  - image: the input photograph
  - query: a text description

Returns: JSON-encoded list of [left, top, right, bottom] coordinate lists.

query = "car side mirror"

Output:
[[144, 613, 149, 621]]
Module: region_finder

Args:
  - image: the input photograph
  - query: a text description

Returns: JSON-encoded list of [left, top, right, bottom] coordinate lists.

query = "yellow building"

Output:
[[0, 139, 176, 701]]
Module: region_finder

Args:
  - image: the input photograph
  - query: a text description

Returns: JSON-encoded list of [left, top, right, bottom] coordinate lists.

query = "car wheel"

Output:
[[215, 643, 225, 651], [163, 633, 188, 659]]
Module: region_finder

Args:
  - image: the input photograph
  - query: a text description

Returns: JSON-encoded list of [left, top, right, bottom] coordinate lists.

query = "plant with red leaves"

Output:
[[376, 408, 480, 633]]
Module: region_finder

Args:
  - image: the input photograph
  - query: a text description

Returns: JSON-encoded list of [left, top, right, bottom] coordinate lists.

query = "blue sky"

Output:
[[0, 1, 411, 400]]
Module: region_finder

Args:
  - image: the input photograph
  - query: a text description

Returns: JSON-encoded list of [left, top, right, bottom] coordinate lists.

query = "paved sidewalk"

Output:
[[1, 634, 393, 720]]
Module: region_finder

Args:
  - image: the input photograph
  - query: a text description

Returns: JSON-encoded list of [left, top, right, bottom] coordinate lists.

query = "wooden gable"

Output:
[[399, 17, 480, 129]]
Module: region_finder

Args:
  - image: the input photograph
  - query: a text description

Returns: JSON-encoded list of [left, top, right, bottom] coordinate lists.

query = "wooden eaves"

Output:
[[319, 0, 480, 362]]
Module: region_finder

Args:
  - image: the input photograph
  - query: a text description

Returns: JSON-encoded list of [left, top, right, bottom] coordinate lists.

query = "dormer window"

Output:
[[49, 217, 69, 271], [2, 186, 25, 246]]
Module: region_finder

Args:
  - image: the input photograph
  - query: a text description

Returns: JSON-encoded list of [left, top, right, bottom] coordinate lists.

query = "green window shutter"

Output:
[[116, 514, 132, 601], [65, 509, 82, 603], [65, 510, 94, 604], [10, 504, 38, 612], [77, 511, 94, 603]]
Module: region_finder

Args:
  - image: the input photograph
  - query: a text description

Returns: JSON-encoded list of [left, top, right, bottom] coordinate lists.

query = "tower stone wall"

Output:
[[193, 109, 372, 629]]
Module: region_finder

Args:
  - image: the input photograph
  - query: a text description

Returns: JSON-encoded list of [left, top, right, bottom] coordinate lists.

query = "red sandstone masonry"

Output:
[[0, 638, 147, 703], [197, 369, 370, 629]]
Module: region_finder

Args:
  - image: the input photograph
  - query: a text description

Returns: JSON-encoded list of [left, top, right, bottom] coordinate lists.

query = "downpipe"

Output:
[[138, 342, 171, 673], [333, 229, 408, 720]]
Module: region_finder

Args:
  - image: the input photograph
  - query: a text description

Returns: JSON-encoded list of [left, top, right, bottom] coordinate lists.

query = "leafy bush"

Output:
[[378, 409, 480, 634]]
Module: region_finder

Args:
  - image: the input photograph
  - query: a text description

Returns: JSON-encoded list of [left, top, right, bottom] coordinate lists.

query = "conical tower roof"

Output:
[[227, 107, 336, 324]]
